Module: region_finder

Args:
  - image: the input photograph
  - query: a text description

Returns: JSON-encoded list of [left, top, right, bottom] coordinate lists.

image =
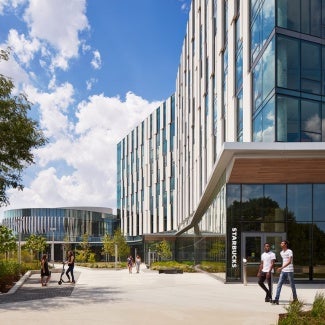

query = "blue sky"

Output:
[[0, 0, 191, 219]]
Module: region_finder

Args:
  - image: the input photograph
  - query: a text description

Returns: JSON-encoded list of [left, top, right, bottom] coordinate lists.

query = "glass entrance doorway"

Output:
[[242, 233, 286, 278]]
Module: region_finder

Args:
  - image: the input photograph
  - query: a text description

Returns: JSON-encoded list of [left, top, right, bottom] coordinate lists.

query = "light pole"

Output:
[[16, 217, 23, 265], [50, 227, 56, 267]]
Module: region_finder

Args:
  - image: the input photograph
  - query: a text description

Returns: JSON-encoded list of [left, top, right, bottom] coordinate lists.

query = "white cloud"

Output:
[[0, 0, 26, 14], [7, 29, 40, 65], [0, 91, 160, 218], [0, 45, 30, 87], [26, 82, 75, 139], [91, 50, 101, 70], [23, 0, 89, 70], [86, 78, 97, 90]]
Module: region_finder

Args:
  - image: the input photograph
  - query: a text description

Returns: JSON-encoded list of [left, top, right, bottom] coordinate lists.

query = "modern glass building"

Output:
[[2, 207, 118, 260], [118, 0, 325, 282]]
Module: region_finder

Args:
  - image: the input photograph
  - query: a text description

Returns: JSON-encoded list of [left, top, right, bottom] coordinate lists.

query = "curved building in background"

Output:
[[2, 207, 119, 260]]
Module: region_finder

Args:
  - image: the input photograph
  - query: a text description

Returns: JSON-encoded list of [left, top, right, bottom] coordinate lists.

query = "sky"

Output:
[[0, 0, 191, 220]]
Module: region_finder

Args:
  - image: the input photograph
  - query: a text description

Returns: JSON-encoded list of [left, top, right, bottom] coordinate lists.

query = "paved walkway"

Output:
[[0, 264, 324, 325]]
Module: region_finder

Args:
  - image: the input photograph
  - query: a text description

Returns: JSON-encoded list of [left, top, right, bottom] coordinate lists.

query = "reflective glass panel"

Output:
[[277, 0, 300, 31], [312, 222, 325, 278], [253, 110, 262, 142], [262, 96, 275, 142], [277, 36, 300, 91], [301, 100, 321, 141], [277, 96, 299, 141], [301, 41, 321, 95], [287, 184, 312, 222], [313, 184, 325, 221], [262, 38, 275, 100]]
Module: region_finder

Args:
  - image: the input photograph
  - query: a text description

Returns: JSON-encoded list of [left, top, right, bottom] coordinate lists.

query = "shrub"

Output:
[[199, 261, 226, 273], [0, 259, 42, 293], [278, 293, 325, 325], [150, 261, 196, 272], [311, 292, 325, 320], [0, 260, 21, 293]]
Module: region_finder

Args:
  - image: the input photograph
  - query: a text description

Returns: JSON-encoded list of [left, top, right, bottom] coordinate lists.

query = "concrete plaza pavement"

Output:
[[0, 264, 324, 325]]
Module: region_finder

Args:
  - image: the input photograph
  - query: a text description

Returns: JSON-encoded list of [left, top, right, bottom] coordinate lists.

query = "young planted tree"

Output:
[[113, 228, 130, 261], [78, 233, 91, 262], [155, 239, 172, 260], [0, 225, 17, 259], [24, 234, 48, 260], [0, 48, 47, 206], [102, 233, 114, 262]]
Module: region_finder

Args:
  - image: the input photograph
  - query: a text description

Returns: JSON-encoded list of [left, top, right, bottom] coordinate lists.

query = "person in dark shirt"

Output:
[[40, 254, 51, 286], [66, 250, 75, 283]]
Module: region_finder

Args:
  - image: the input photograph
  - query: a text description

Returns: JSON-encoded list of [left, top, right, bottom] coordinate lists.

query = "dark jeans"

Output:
[[66, 265, 75, 282], [258, 272, 272, 298]]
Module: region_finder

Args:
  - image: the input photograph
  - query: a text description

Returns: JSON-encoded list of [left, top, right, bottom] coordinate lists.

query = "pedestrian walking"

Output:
[[66, 250, 75, 283], [257, 243, 276, 302], [127, 255, 133, 274], [273, 240, 298, 305], [135, 255, 141, 273]]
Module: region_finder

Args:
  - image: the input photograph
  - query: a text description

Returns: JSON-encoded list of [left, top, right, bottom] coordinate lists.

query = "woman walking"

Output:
[[66, 250, 75, 283]]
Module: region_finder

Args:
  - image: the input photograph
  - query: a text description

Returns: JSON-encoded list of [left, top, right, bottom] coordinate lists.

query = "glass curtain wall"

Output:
[[226, 184, 325, 282]]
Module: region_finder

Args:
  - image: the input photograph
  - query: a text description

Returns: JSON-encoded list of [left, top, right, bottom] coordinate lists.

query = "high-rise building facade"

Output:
[[117, 96, 176, 239], [118, 0, 325, 282]]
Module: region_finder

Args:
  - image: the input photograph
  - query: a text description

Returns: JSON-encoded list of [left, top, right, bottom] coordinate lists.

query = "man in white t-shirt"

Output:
[[257, 243, 276, 302], [273, 240, 298, 305]]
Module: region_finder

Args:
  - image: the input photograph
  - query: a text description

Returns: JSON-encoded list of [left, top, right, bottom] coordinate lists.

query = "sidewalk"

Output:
[[0, 264, 324, 325]]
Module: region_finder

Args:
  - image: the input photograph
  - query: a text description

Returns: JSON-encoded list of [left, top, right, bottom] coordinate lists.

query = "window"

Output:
[[277, 36, 300, 91], [301, 41, 321, 95], [277, 95, 299, 141], [253, 96, 275, 142], [253, 38, 275, 111]]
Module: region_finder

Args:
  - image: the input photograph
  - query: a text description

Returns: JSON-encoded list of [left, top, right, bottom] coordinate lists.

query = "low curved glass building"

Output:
[[2, 207, 118, 260]]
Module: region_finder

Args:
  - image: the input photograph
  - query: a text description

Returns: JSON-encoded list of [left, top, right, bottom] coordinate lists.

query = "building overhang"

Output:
[[176, 142, 325, 235]]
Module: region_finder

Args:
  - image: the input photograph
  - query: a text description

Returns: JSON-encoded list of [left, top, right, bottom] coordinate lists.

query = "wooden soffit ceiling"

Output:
[[228, 158, 325, 183]]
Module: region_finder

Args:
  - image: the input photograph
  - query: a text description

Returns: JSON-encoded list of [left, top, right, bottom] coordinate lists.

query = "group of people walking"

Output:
[[127, 254, 142, 274], [257, 240, 298, 304]]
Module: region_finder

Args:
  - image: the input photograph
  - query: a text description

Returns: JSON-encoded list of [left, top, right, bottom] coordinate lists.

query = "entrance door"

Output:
[[242, 233, 286, 278]]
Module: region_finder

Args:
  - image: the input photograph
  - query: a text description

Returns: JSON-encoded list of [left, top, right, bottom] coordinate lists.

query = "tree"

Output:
[[155, 240, 172, 260], [0, 225, 17, 259], [77, 233, 91, 262], [24, 234, 48, 260], [0, 48, 47, 206], [102, 233, 114, 262], [113, 228, 130, 261], [209, 238, 226, 262]]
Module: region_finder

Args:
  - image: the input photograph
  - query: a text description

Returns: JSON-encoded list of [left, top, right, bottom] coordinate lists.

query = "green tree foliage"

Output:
[[24, 234, 47, 260], [0, 48, 47, 206], [155, 239, 172, 260], [209, 238, 226, 262], [102, 233, 114, 262], [113, 228, 130, 261], [0, 225, 17, 259], [77, 233, 91, 262]]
